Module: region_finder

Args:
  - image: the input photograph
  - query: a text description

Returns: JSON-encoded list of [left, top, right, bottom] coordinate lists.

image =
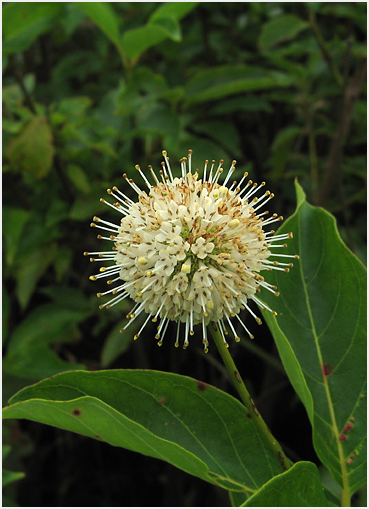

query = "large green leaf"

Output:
[[183, 65, 295, 106], [259, 182, 367, 495], [243, 462, 332, 507], [3, 370, 285, 493]]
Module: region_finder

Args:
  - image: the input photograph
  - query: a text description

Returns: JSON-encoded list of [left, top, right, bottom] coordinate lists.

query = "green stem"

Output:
[[209, 322, 291, 472], [341, 487, 351, 507]]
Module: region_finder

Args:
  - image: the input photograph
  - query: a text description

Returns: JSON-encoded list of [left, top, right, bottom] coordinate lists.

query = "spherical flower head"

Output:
[[85, 150, 298, 352]]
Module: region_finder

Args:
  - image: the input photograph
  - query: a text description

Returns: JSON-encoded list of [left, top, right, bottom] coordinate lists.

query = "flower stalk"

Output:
[[208, 321, 291, 472]]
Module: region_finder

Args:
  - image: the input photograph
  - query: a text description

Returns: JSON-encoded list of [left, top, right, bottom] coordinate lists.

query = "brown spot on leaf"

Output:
[[158, 397, 165, 404], [339, 434, 347, 441], [322, 364, 333, 376], [246, 413, 252, 419], [72, 409, 81, 416], [197, 381, 208, 392]]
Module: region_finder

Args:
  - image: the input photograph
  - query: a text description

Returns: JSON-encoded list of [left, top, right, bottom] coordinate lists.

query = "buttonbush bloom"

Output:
[[85, 151, 297, 352]]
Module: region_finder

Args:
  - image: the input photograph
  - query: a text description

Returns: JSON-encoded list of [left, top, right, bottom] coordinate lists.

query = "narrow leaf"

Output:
[[243, 462, 331, 507], [259, 14, 308, 50], [184, 65, 294, 106]]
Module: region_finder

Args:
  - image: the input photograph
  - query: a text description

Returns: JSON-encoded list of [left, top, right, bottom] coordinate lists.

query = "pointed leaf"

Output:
[[75, 2, 122, 50], [184, 65, 294, 106], [3, 370, 286, 492], [259, 14, 308, 51], [243, 462, 331, 507], [259, 181, 367, 494]]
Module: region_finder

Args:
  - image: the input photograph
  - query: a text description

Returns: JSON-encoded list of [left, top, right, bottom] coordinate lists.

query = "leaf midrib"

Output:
[[298, 208, 349, 493]]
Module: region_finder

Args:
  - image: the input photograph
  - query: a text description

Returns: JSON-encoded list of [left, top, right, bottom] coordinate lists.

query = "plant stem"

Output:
[[209, 322, 291, 472]]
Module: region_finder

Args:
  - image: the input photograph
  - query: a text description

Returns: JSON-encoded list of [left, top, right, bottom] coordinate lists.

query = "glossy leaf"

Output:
[[259, 182, 367, 494], [3, 370, 286, 492], [259, 14, 308, 50], [243, 462, 332, 507], [184, 65, 294, 106]]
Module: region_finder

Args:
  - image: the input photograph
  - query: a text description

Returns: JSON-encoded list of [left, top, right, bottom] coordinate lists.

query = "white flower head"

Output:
[[85, 150, 298, 352]]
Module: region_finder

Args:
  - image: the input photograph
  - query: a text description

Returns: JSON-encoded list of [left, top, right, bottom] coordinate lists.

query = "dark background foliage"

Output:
[[3, 2, 366, 506]]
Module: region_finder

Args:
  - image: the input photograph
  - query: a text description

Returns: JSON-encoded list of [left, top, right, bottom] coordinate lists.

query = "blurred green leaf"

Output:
[[3, 207, 30, 266], [150, 15, 181, 42], [209, 96, 274, 115], [122, 25, 173, 60], [259, 14, 309, 51], [3, 370, 285, 492], [69, 192, 108, 221], [40, 286, 92, 312], [122, 2, 198, 60], [190, 120, 241, 158], [269, 125, 302, 178], [3, 304, 86, 379], [133, 103, 180, 147], [2, 2, 63, 55], [52, 246, 74, 283], [243, 462, 331, 507], [15, 243, 58, 310], [184, 65, 295, 106], [56, 96, 93, 119], [149, 2, 198, 22], [100, 319, 135, 367], [260, 182, 367, 494], [6, 116, 54, 179], [2, 286, 10, 345], [74, 2, 124, 54], [115, 68, 168, 115], [2, 469, 25, 488], [67, 164, 92, 194]]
